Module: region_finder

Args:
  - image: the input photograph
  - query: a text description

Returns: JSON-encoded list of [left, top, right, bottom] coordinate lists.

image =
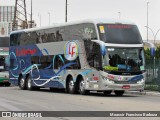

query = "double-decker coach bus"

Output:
[[9, 19, 153, 95], [0, 36, 10, 86]]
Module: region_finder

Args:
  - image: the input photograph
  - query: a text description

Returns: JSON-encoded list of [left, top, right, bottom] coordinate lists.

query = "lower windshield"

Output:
[[103, 47, 145, 75]]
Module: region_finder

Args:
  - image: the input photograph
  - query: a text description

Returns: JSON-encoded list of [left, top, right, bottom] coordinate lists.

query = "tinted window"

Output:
[[98, 24, 143, 44], [31, 55, 53, 69], [64, 25, 84, 41], [83, 23, 97, 40], [64, 23, 97, 41], [10, 23, 97, 46], [10, 34, 20, 46], [84, 41, 102, 69], [31, 55, 81, 70]]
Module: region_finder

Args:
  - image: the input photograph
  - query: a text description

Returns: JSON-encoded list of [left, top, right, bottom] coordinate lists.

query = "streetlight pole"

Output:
[[144, 26, 160, 44], [147, 2, 150, 41], [38, 13, 41, 27], [118, 12, 121, 19], [154, 29, 160, 44], [144, 26, 154, 41], [48, 12, 50, 25], [31, 0, 32, 28], [65, 0, 68, 22]]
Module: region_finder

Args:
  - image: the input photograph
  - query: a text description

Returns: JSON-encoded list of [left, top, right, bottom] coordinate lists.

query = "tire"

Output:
[[103, 90, 112, 95], [26, 76, 40, 90], [5, 83, 11, 87], [26, 76, 40, 91], [19, 77, 26, 90], [67, 77, 77, 94], [114, 90, 125, 96], [79, 78, 89, 95]]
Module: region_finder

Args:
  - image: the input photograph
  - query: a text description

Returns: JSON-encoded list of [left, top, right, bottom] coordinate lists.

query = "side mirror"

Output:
[[100, 44, 106, 56], [91, 40, 106, 56]]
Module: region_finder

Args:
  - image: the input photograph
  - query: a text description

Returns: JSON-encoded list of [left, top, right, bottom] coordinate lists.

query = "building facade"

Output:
[[0, 6, 15, 35]]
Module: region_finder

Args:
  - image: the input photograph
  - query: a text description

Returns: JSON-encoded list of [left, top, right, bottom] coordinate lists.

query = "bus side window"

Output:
[[10, 59, 16, 69], [92, 43, 102, 70], [56, 30, 63, 41], [82, 23, 97, 40], [32, 32, 39, 44], [84, 40, 94, 67], [47, 33, 54, 42]]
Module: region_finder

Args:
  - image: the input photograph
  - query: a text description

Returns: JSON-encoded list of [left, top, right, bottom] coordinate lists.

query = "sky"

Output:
[[1, 0, 160, 40]]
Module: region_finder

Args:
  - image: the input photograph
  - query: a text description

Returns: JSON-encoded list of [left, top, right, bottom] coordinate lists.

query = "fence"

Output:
[[145, 58, 160, 91]]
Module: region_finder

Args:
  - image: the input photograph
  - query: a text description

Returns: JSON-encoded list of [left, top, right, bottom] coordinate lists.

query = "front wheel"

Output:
[[19, 77, 26, 90], [114, 90, 125, 96], [79, 78, 89, 95], [103, 90, 112, 95]]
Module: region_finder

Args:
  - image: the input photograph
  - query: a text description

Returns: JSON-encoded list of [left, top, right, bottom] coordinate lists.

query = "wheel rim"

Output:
[[79, 80, 85, 92], [69, 80, 74, 91], [20, 78, 25, 87], [27, 78, 31, 89]]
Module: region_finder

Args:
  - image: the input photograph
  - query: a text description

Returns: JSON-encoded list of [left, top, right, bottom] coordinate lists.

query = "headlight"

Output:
[[137, 79, 145, 84]]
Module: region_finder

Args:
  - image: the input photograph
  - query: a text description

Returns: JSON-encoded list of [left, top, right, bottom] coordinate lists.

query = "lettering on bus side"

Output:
[[16, 48, 37, 56]]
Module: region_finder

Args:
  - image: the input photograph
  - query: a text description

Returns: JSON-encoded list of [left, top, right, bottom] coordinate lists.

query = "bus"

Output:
[[0, 36, 10, 86], [9, 18, 154, 95]]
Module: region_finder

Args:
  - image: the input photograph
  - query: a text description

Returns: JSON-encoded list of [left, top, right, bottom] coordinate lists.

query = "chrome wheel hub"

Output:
[[79, 80, 85, 92], [69, 80, 74, 90]]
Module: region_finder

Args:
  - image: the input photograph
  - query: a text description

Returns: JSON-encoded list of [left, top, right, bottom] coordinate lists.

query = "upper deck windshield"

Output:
[[103, 47, 145, 75], [98, 24, 143, 44]]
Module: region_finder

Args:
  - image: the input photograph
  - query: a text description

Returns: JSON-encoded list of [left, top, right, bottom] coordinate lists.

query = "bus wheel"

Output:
[[67, 77, 77, 94], [19, 77, 26, 90], [114, 90, 124, 96], [26, 76, 35, 90], [5, 83, 11, 87], [103, 90, 112, 95], [79, 78, 89, 95]]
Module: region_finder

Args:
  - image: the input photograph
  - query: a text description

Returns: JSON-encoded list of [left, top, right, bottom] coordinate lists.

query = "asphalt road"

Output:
[[0, 86, 160, 120]]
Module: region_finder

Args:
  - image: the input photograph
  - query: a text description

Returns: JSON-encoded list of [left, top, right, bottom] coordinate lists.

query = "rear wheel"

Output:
[[26, 76, 39, 90], [67, 77, 77, 94], [19, 77, 26, 90], [26, 76, 33, 90], [79, 78, 89, 95], [114, 90, 124, 96], [103, 90, 112, 95]]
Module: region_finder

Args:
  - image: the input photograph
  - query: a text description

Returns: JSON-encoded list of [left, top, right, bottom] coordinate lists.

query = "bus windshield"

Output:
[[98, 24, 143, 44], [103, 47, 145, 75]]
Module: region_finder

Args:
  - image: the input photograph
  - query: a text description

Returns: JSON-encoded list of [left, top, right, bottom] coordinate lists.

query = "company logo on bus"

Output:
[[64, 41, 79, 61]]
